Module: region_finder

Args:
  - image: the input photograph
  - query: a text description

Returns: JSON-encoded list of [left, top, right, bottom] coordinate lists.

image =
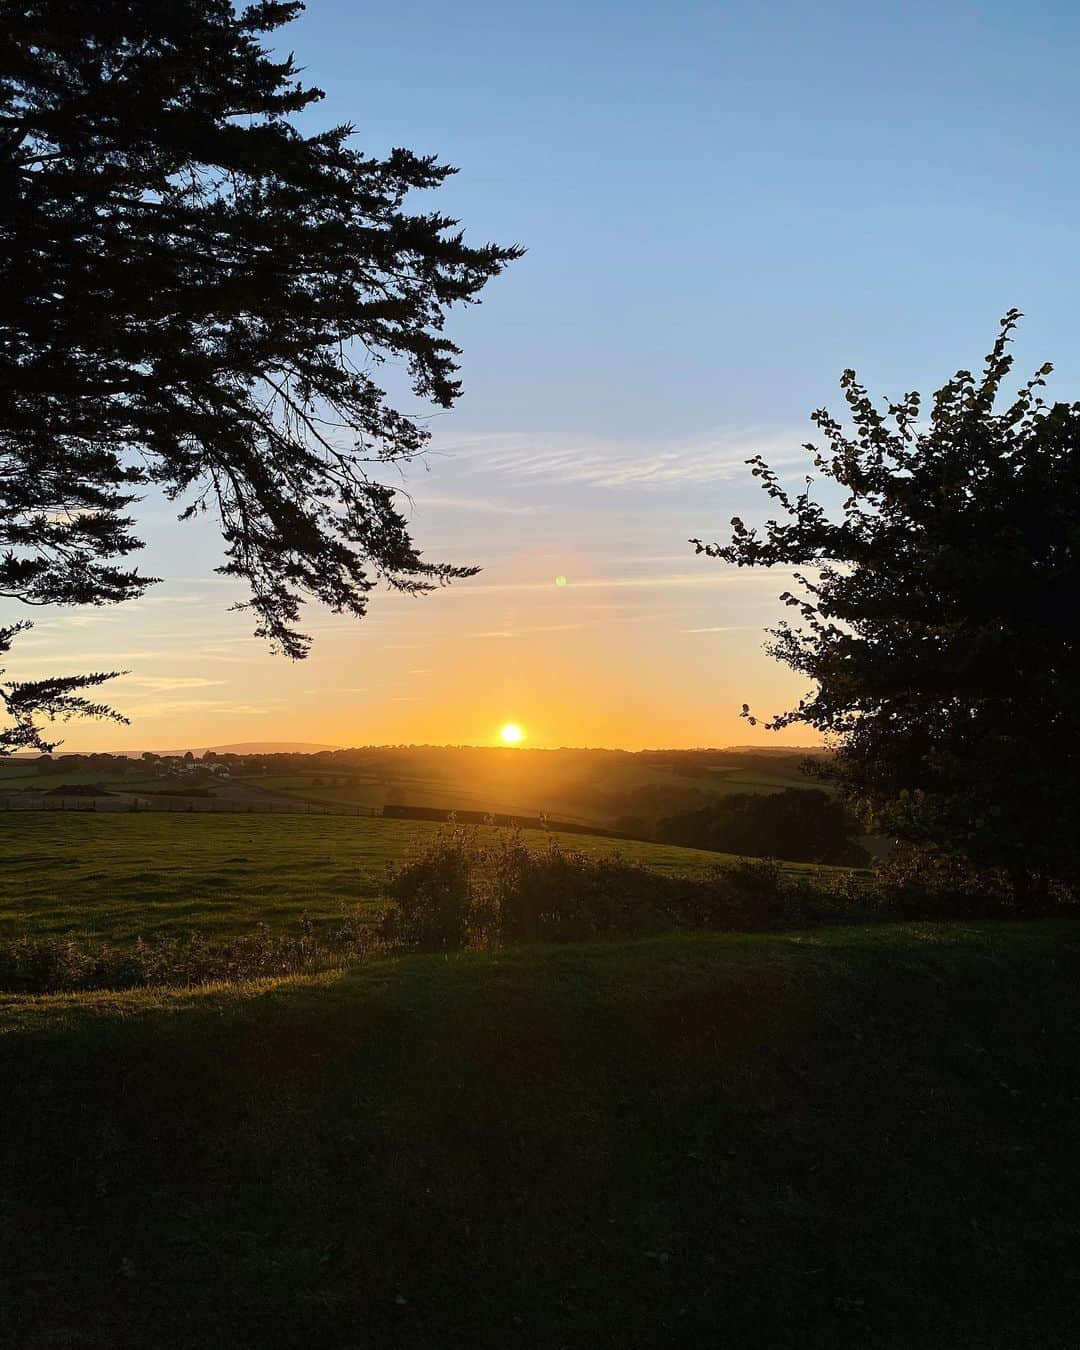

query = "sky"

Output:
[[12, 0, 1080, 751]]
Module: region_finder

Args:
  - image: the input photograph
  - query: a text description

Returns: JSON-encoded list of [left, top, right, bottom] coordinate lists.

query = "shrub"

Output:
[[384, 826, 680, 950], [382, 825, 483, 950], [382, 825, 871, 952], [868, 845, 1017, 919], [483, 831, 669, 944]]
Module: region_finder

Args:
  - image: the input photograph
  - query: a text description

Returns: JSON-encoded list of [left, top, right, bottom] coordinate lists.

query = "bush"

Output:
[[382, 825, 871, 952], [483, 830, 669, 944], [383, 825, 663, 950], [868, 845, 1018, 919], [382, 825, 482, 950]]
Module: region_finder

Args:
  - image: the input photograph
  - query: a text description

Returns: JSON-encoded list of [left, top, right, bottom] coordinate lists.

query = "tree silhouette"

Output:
[[694, 312, 1080, 901], [0, 0, 520, 750]]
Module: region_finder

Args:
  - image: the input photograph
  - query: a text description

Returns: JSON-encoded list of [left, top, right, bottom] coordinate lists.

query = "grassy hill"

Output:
[[1, 922, 1077, 1348], [0, 811, 842, 944]]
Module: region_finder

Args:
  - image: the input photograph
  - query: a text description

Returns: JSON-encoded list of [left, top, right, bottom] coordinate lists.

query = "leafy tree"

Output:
[[693, 312, 1080, 902], [656, 788, 866, 866], [0, 0, 520, 750]]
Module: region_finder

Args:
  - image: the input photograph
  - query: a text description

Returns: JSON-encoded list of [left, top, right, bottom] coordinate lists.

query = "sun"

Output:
[[499, 722, 525, 746]]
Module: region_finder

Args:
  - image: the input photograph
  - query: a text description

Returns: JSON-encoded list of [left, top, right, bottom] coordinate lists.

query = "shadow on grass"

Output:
[[1, 923, 1078, 1347]]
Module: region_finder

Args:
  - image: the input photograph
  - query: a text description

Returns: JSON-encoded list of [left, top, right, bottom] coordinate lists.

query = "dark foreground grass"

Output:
[[2, 922, 1078, 1348], [0, 812, 838, 942]]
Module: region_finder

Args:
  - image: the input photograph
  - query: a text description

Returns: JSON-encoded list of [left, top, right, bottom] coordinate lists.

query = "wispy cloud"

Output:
[[7, 647, 177, 666], [469, 622, 586, 639], [117, 676, 227, 691], [172, 575, 248, 587], [131, 593, 212, 608], [430, 429, 808, 491], [682, 625, 754, 634], [120, 698, 270, 717], [410, 492, 548, 517], [305, 686, 371, 695]]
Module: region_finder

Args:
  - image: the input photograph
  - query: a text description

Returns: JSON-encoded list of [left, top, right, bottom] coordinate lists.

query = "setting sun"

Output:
[[499, 722, 525, 745]]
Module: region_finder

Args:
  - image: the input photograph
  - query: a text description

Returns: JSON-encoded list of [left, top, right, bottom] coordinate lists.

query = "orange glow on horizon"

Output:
[[41, 547, 829, 754]]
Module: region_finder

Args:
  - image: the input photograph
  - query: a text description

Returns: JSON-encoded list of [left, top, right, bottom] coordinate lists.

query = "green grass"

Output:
[[5, 810, 1066, 1345], [0, 760, 36, 780], [1, 922, 1077, 1347], [0, 811, 840, 944], [234, 771, 389, 807]]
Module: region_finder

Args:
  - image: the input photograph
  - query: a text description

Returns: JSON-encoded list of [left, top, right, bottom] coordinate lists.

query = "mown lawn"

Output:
[[0, 811, 840, 943], [1, 922, 1077, 1348]]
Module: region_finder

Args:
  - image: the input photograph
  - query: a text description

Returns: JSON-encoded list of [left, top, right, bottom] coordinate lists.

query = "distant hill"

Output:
[[193, 741, 339, 755]]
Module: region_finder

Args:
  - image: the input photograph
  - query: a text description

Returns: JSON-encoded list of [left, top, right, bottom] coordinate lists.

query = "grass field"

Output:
[[1, 921, 1077, 1348], [229, 752, 821, 820], [0, 811, 843, 944]]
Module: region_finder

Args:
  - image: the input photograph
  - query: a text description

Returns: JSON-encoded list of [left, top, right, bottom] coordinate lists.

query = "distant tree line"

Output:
[[655, 789, 867, 867]]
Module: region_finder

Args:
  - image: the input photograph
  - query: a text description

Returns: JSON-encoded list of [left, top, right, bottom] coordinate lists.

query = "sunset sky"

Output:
[[11, 0, 1080, 752]]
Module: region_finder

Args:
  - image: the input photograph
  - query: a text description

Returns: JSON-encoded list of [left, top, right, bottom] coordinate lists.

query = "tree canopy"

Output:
[[0, 0, 520, 748], [694, 312, 1080, 897]]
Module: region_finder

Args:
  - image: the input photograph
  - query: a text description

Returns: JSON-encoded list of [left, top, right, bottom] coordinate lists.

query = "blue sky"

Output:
[[286, 0, 1080, 437], [20, 0, 1080, 750]]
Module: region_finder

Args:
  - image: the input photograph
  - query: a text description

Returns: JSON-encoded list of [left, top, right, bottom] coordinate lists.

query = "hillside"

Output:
[[184, 741, 341, 755], [1, 923, 1077, 1348]]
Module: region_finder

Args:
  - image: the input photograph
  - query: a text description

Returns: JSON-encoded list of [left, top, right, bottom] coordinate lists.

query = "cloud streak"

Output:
[[117, 676, 227, 691], [119, 698, 270, 717], [409, 491, 549, 517], [469, 622, 586, 639], [430, 429, 809, 491]]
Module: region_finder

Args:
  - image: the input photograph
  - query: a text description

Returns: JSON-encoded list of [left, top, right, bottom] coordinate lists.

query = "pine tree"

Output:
[[0, 0, 520, 748]]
